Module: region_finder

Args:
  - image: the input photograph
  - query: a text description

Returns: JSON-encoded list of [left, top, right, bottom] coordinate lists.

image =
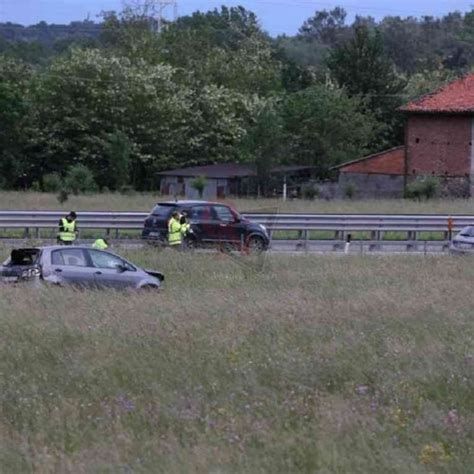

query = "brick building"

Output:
[[335, 73, 474, 198], [400, 73, 474, 197], [334, 147, 405, 198]]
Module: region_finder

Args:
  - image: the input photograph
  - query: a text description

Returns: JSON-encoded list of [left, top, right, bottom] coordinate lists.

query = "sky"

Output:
[[1, 0, 473, 36]]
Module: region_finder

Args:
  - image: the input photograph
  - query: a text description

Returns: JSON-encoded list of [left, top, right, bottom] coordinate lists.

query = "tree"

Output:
[[239, 101, 285, 195], [0, 57, 33, 188], [190, 175, 207, 198], [299, 7, 349, 46], [158, 6, 282, 94], [326, 25, 406, 148], [102, 131, 132, 191], [31, 48, 260, 190], [65, 164, 98, 194], [282, 85, 379, 176], [101, 5, 161, 64], [33, 48, 192, 190]]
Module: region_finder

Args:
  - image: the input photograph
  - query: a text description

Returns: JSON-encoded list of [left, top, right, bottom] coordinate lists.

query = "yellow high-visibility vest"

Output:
[[168, 217, 182, 245], [58, 218, 76, 242], [93, 239, 108, 250]]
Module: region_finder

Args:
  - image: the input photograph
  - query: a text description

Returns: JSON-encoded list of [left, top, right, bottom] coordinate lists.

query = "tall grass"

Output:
[[0, 249, 473, 472], [1, 191, 474, 214]]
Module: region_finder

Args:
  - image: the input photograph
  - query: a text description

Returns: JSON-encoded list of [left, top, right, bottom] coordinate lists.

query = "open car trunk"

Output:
[[6, 248, 41, 266], [1, 248, 41, 282]]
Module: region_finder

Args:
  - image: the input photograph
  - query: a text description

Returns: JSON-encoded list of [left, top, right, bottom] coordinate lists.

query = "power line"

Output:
[[177, 0, 473, 17]]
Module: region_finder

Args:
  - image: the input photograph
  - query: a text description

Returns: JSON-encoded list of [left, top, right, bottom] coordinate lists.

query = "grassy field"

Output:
[[1, 191, 474, 214], [0, 248, 473, 472]]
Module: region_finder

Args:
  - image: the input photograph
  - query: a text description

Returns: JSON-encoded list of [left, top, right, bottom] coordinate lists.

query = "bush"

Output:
[[405, 177, 439, 200], [57, 189, 69, 204], [42, 173, 62, 193], [65, 165, 98, 195], [119, 185, 136, 196], [190, 175, 207, 198], [301, 184, 320, 200], [344, 183, 357, 199]]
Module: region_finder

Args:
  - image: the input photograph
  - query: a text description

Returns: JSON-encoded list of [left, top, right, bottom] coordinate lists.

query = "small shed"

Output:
[[333, 147, 405, 198], [158, 163, 314, 198]]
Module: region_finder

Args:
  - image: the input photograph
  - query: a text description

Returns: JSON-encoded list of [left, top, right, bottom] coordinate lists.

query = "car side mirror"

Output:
[[116, 264, 127, 273], [234, 216, 241, 223]]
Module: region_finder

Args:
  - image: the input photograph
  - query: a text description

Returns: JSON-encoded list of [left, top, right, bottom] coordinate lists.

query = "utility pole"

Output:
[[129, 0, 177, 33], [152, 0, 178, 33]]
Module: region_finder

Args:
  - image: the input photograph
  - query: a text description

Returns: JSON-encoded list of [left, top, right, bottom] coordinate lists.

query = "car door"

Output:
[[189, 204, 220, 242], [212, 205, 245, 244], [49, 248, 96, 286], [86, 249, 139, 289]]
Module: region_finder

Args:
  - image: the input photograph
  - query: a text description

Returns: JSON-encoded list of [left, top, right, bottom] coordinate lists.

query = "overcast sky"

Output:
[[1, 0, 473, 36]]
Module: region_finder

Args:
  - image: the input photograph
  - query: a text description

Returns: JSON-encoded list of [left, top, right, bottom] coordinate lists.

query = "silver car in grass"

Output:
[[0, 246, 164, 290], [449, 226, 474, 255]]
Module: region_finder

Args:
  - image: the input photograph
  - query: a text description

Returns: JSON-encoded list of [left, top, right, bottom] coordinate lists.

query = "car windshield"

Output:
[[459, 227, 474, 237], [3, 248, 40, 266], [151, 204, 178, 217]]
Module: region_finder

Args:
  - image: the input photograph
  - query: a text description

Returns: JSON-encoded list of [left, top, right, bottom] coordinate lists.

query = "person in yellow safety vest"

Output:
[[168, 211, 185, 248], [92, 238, 109, 250], [57, 211, 78, 245]]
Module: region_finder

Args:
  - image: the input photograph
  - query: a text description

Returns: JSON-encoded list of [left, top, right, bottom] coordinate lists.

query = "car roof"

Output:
[[157, 200, 229, 206], [14, 245, 112, 252]]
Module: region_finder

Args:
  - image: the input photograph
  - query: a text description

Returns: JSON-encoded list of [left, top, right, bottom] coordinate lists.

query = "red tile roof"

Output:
[[333, 146, 405, 175], [400, 73, 474, 114]]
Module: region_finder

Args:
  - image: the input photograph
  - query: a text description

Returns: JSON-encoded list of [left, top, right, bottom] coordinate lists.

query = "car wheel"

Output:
[[139, 284, 159, 291], [247, 235, 265, 253]]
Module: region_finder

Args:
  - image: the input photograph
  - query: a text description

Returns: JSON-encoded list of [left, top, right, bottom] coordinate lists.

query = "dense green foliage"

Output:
[[0, 5, 473, 191]]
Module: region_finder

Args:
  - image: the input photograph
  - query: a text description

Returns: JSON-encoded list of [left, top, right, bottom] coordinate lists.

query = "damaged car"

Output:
[[449, 226, 474, 255], [0, 246, 164, 290]]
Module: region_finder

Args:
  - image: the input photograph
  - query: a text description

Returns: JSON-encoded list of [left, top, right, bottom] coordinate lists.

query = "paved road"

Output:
[[0, 238, 451, 255]]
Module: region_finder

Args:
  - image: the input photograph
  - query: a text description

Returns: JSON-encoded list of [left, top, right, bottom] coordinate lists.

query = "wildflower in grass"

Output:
[[443, 409, 461, 433], [419, 442, 452, 465], [391, 407, 407, 428], [116, 394, 135, 413], [227, 349, 238, 364], [355, 384, 369, 395]]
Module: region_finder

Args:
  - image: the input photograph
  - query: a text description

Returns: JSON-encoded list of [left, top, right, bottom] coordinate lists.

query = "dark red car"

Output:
[[142, 201, 270, 251]]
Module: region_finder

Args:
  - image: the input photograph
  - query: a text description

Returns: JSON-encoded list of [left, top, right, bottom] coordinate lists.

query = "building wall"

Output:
[[406, 115, 472, 177], [184, 177, 215, 199], [338, 173, 405, 198], [160, 177, 184, 196], [160, 177, 231, 199]]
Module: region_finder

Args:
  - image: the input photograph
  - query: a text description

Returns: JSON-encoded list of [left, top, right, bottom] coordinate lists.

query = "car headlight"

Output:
[[21, 268, 40, 279]]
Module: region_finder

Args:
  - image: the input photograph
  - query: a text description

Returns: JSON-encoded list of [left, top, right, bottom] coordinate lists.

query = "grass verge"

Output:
[[1, 191, 474, 214], [0, 249, 473, 472]]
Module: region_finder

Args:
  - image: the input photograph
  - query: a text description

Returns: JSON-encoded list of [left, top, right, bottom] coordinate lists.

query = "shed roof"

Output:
[[158, 163, 313, 179], [400, 73, 474, 114], [333, 146, 405, 175]]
